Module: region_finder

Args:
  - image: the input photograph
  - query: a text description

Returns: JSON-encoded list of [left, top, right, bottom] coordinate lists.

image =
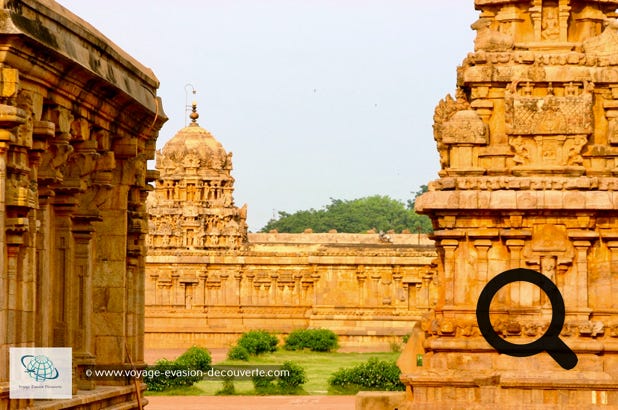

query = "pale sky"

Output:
[[56, 1, 478, 231]]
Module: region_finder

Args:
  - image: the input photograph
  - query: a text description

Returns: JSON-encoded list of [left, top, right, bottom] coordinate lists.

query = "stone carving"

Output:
[[508, 134, 587, 168], [505, 81, 593, 136], [564, 135, 587, 165], [433, 92, 471, 168], [441, 109, 487, 144], [541, 6, 560, 41], [607, 116, 618, 145], [427, 175, 618, 191], [38, 133, 74, 183], [583, 19, 618, 56], [505, 81, 591, 173], [183, 152, 200, 169], [471, 17, 514, 52], [510, 136, 532, 164]]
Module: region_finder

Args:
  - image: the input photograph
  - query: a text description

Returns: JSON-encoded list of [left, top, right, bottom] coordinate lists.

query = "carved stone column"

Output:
[[503, 238, 525, 306], [356, 265, 367, 307], [440, 238, 459, 309], [234, 269, 243, 307], [244, 271, 254, 305], [71, 218, 96, 390], [606, 239, 618, 311], [568, 230, 597, 318], [293, 272, 303, 306], [530, 0, 542, 41], [392, 266, 404, 306], [473, 239, 492, 288], [558, 0, 571, 42]]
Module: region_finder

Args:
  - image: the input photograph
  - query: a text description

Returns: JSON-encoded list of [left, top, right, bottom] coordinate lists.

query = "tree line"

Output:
[[260, 187, 432, 234]]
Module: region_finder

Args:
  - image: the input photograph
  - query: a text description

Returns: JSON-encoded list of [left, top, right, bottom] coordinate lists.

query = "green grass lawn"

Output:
[[146, 350, 400, 396]]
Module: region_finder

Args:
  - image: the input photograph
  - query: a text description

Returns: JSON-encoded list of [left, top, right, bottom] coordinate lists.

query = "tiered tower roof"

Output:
[[146, 103, 247, 250]]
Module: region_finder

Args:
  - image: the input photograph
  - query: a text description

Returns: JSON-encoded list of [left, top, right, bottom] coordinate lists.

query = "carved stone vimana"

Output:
[[146, 103, 248, 251], [405, 0, 618, 408]]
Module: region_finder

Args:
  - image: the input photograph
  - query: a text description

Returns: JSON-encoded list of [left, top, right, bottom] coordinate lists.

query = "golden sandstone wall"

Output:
[[145, 232, 436, 349], [402, 0, 618, 408], [0, 1, 165, 408]]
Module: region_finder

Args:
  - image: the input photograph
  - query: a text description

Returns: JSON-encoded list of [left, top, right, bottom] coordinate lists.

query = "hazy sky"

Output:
[[56, 1, 478, 231]]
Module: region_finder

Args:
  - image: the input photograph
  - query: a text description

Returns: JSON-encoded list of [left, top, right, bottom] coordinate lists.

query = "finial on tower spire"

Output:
[[184, 83, 199, 126], [189, 101, 199, 124]]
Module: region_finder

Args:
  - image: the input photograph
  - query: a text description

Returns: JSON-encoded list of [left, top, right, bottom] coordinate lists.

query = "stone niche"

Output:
[[0, 0, 165, 408], [402, 0, 618, 408]]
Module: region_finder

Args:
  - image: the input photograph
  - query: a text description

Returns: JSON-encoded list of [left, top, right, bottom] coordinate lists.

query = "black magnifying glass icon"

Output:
[[476, 268, 578, 370]]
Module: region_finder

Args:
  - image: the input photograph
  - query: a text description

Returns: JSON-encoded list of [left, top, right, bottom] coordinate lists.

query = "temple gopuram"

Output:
[[144, 107, 436, 349], [0, 0, 165, 408], [403, 0, 618, 408], [146, 103, 248, 251]]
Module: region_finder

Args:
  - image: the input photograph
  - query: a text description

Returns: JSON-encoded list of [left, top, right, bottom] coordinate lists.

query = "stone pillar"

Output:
[[473, 239, 492, 300], [530, 0, 543, 41], [234, 270, 243, 307], [558, 0, 570, 42], [293, 272, 303, 306], [505, 238, 525, 306], [370, 272, 381, 307], [440, 238, 459, 309], [244, 271, 254, 305], [357, 265, 367, 307], [568, 229, 597, 319], [607, 239, 618, 309], [392, 267, 404, 306], [71, 218, 96, 390]]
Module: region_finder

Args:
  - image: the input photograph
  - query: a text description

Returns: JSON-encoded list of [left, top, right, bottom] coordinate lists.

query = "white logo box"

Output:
[[9, 347, 72, 399]]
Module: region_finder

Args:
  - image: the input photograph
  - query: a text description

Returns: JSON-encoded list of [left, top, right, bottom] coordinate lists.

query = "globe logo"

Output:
[[20, 355, 60, 382]]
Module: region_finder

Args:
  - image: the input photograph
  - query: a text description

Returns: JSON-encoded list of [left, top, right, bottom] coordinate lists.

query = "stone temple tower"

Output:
[[146, 103, 247, 250], [405, 0, 618, 407]]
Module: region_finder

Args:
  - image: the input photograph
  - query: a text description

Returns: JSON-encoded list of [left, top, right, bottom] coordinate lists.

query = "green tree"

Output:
[[260, 193, 432, 233], [406, 184, 428, 211]]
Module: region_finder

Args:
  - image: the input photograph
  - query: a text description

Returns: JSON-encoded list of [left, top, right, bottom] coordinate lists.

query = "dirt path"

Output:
[[145, 395, 355, 409]]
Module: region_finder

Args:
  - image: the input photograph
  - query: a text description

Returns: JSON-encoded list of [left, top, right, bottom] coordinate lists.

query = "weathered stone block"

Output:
[[489, 190, 516, 208], [587, 191, 613, 208], [95, 336, 124, 364], [93, 312, 124, 336], [355, 391, 405, 410], [564, 191, 586, 208]]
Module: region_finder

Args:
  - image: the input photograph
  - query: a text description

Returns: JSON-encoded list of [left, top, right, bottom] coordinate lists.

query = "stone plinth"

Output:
[[405, 0, 618, 407]]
